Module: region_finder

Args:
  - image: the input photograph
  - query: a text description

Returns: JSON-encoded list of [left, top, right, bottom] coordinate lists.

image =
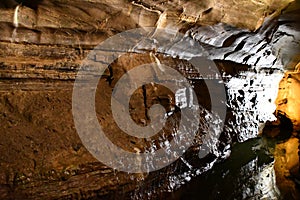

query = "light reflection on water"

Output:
[[129, 68, 285, 199], [128, 1, 300, 195], [169, 137, 280, 200]]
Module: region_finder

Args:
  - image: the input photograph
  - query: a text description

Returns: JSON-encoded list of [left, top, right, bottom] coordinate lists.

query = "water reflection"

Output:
[[170, 137, 280, 199]]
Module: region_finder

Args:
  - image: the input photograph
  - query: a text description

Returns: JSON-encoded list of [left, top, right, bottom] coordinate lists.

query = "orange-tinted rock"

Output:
[[274, 137, 300, 199], [276, 72, 300, 131]]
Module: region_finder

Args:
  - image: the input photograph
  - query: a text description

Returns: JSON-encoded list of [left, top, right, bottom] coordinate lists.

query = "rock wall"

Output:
[[0, 0, 299, 199], [276, 71, 300, 130]]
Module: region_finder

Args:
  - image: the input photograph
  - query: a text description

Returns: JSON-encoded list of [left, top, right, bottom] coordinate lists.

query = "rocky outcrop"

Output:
[[276, 71, 300, 130], [0, 0, 299, 199]]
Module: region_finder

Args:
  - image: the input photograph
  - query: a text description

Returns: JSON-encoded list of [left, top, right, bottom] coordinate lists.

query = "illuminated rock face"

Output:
[[0, 0, 294, 46], [0, 0, 299, 199], [273, 66, 300, 200], [274, 137, 300, 200], [276, 72, 300, 130]]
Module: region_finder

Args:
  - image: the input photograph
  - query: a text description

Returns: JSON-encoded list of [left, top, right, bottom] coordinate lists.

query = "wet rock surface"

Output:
[[0, 0, 299, 199], [276, 72, 300, 130], [170, 138, 280, 200]]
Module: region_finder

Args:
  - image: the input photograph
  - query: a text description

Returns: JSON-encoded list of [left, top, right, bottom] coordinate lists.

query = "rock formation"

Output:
[[0, 0, 299, 199]]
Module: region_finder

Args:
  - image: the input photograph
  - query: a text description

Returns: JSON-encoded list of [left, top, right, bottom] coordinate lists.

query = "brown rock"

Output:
[[276, 72, 300, 131]]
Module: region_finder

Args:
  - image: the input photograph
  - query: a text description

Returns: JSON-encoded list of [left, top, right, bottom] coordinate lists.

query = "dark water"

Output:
[[169, 137, 280, 199]]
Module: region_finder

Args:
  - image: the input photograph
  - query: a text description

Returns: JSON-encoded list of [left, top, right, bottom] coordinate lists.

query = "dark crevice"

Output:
[[142, 84, 149, 121], [254, 57, 261, 66], [202, 7, 213, 15], [223, 40, 247, 59], [222, 32, 247, 47], [256, 42, 268, 53], [234, 40, 246, 51], [242, 55, 251, 64], [276, 31, 296, 39], [107, 66, 114, 86]]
